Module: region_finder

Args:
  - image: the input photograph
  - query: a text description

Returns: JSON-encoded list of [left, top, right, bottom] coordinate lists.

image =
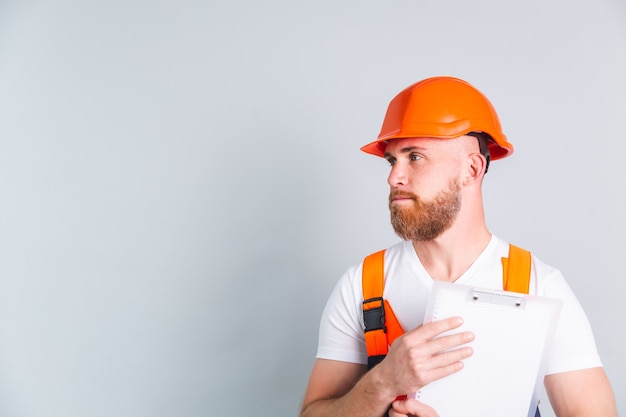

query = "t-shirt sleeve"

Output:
[[535, 259, 603, 375], [315, 265, 368, 365]]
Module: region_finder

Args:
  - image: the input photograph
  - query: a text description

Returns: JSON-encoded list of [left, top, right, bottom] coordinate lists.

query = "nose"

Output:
[[387, 163, 407, 187]]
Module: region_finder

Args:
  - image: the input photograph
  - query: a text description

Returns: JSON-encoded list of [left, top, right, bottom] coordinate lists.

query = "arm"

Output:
[[299, 359, 387, 417], [545, 367, 617, 417], [300, 317, 474, 417]]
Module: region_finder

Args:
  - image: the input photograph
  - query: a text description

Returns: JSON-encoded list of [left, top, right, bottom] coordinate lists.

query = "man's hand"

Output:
[[373, 316, 475, 399], [300, 316, 474, 417]]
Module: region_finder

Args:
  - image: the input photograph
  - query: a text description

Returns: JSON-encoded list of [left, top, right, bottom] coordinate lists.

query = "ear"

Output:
[[464, 153, 487, 185]]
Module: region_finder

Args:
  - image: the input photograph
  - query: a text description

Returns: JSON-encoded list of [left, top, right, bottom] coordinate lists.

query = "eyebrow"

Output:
[[384, 145, 426, 158]]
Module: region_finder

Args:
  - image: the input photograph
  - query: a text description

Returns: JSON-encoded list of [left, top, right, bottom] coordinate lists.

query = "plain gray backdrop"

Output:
[[0, 1, 624, 416]]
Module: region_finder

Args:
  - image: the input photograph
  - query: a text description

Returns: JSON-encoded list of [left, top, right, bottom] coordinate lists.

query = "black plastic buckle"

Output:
[[363, 297, 386, 333], [367, 354, 386, 370]]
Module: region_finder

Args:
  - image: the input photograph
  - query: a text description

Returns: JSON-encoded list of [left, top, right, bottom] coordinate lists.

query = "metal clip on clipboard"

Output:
[[468, 289, 527, 309]]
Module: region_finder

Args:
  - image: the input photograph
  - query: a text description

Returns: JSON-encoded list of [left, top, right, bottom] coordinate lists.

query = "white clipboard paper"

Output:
[[411, 281, 562, 417]]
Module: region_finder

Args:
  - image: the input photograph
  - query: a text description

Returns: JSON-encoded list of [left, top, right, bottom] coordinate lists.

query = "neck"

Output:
[[412, 207, 491, 282]]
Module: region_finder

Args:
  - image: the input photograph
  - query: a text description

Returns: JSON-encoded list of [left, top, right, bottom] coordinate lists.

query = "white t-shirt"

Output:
[[316, 235, 602, 375]]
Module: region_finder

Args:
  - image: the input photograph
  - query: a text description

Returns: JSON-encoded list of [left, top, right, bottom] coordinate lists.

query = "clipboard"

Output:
[[411, 281, 562, 417]]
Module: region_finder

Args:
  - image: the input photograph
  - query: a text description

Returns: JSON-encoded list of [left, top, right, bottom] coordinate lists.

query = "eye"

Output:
[[386, 157, 396, 166], [409, 153, 422, 161]]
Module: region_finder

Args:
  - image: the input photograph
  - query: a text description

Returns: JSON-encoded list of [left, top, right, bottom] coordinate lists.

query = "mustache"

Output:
[[388, 190, 418, 203]]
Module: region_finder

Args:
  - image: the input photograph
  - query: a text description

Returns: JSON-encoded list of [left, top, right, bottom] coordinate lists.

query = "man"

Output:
[[300, 77, 617, 417]]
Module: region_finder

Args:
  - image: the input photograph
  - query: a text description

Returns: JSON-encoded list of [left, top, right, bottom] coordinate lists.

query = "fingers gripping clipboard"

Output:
[[411, 281, 562, 417]]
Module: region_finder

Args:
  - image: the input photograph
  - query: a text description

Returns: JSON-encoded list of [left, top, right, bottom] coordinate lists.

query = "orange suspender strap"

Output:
[[362, 250, 405, 370], [502, 244, 532, 294], [362, 250, 387, 368]]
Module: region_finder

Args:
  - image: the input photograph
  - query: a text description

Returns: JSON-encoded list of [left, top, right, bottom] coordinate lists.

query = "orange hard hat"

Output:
[[361, 76, 513, 160]]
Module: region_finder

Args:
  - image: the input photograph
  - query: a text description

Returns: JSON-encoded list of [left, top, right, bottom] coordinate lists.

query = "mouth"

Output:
[[392, 196, 412, 203], [389, 192, 416, 204]]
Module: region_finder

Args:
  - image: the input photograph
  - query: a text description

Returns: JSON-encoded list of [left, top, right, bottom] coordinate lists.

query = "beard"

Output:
[[389, 180, 461, 242]]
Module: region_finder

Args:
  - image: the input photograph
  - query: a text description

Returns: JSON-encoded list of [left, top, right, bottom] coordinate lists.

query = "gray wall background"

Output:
[[0, 1, 624, 416]]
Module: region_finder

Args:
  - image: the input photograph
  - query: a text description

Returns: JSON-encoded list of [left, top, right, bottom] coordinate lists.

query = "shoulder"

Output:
[[330, 241, 409, 298], [493, 239, 584, 304], [491, 236, 566, 292], [339, 241, 412, 293], [493, 237, 562, 277], [361, 240, 409, 260], [354, 241, 412, 274]]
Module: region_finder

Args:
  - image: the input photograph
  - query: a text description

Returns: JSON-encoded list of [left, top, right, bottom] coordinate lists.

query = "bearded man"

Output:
[[299, 77, 617, 417]]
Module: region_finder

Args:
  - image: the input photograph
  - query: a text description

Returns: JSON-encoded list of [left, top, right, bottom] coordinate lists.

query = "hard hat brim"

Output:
[[360, 133, 514, 161]]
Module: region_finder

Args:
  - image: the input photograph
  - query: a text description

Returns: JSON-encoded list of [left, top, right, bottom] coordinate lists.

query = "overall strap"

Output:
[[362, 250, 405, 369], [502, 244, 532, 294]]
